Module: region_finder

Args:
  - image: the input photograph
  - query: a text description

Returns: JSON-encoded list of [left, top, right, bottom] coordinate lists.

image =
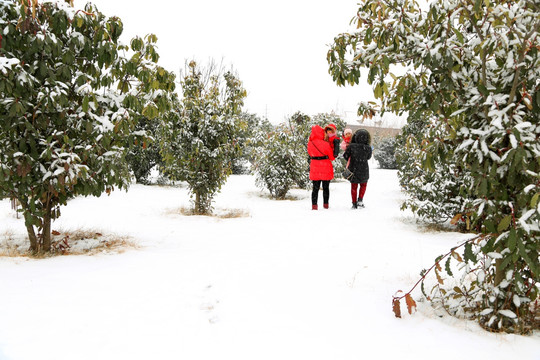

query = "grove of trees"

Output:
[[2, 0, 537, 336]]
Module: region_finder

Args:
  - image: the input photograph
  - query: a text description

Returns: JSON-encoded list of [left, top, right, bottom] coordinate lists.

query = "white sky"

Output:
[[72, 0, 376, 124]]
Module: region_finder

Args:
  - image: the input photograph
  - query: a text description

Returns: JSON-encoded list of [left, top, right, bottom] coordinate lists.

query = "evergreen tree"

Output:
[[160, 61, 246, 215], [311, 112, 347, 133], [287, 112, 312, 189], [328, 0, 539, 333], [0, 1, 175, 253], [231, 112, 270, 175], [373, 136, 398, 169], [396, 113, 473, 224], [126, 115, 166, 184], [252, 123, 306, 199]]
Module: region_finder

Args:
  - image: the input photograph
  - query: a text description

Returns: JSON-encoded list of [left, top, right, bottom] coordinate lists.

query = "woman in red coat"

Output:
[[307, 125, 335, 210]]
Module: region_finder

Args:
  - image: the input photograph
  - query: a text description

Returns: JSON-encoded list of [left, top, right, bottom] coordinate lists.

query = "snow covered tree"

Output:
[[328, 0, 540, 333], [126, 115, 165, 184], [230, 112, 270, 175], [287, 111, 312, 189], [0, 1, 176, 253], [373, 136, 397, 169], [252, 123, 307, 199], [396, 113, 473, 224], [311, 112, 347, 134], [160, 61, 246, 215]]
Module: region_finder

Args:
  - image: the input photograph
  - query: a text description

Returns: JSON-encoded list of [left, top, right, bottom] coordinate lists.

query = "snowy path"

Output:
[[0, 170, 538, 359]]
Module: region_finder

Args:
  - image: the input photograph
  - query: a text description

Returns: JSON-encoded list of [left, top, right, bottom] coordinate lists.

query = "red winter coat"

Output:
[[307, 125, 335, 181]]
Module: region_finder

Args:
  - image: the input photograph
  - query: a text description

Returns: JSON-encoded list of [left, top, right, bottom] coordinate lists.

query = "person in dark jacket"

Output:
[[343, 129, 372, 209], [324, 123, 340, 159], [307, 125, 335, 210]]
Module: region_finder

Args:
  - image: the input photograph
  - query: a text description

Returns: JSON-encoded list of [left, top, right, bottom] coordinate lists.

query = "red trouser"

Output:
[[351, 183, 367, 202]]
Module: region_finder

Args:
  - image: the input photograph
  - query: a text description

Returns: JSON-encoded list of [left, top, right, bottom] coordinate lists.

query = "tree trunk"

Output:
[[42, 199, 52, 252], [24, 217, 39, 253], [20, 200, 39, 253], [195, 191, 201, 215]]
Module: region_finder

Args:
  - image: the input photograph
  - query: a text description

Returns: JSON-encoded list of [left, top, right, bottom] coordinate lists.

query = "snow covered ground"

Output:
[[0, 169, 538, 360]]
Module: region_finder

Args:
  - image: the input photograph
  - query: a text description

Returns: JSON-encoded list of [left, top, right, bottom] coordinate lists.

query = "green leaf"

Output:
[[445, 256, 453, 276], [482, 236, 495, 253], [498, 255, 514, 274], [479, 178, 488, 196], [531, 193, 540, 208], [464, 242, 477, 263], [28, 137, 37, 158], [430, 96, 440, 112], [478, 84, 489, 96], [484, 220, 497, 233], [82, 96, 89, 113], [497, 215, 512, 233], [142, 104, 158, 119], [368, 66, 378, 84], [84, 121, 92, 134], [507, 228, 517, 251], [474, 0, 482, 12], [131, 38, 142, 51], [383, 55, 390, 70], [514, 147, 524, 168], [18, 137, 27, 152], [452, 27, 464, 44], [374, 82, 382, 99]]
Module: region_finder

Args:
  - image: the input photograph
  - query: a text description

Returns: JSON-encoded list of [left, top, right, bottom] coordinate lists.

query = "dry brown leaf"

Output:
[[392, 298, 402, 318], [405, 294, 417, 315]]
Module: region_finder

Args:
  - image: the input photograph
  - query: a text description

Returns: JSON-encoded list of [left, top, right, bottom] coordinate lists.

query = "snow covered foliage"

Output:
[[373, 136, 398, 169], [231, 112, 273, 175], [160, 61, 246, 215], [0, 1, 175, 252], [126, 116, 166, 184], [251, 123, 308, 199], [328, 0, 540, 333], [286, 112, 313, 189], [251, 112, 311, 198], [396, 114, 473, 225]]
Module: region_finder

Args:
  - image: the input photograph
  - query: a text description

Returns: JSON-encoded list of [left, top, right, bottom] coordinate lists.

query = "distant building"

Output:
[[346, 124, 401, 138]]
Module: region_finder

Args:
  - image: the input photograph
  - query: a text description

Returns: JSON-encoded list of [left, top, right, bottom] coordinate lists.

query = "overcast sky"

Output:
[[73, 0, 376, 124]]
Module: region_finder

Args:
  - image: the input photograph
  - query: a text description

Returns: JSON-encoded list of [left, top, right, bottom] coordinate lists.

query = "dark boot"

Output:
[[351, 202, 357, 209]]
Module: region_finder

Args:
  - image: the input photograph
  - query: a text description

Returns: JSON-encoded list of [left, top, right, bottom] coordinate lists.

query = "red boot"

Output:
[[312, 204, 318, 210], [323, 204, 329, 209]]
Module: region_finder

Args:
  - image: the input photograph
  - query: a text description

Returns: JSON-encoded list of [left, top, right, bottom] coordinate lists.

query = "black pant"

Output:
[[312, 180, 330, 205]]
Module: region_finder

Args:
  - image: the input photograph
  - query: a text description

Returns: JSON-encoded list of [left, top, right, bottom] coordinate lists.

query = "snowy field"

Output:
[[0, 168, 538, 360]]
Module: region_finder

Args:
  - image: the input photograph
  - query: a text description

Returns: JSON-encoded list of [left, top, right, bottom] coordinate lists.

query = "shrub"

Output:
[[252, 125, 307, 199], [373, 136, 398, 169]]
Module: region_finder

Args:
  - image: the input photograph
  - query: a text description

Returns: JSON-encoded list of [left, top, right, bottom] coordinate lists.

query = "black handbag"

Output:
[[341, 158, 353, 180]]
